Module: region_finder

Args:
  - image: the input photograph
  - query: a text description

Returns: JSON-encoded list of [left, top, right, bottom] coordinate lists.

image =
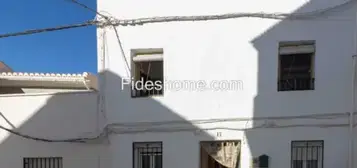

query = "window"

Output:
[[133, 142, 163, 168], [131, 49, 164, 98], [23, 157, 63, 168], [278, 41, 315, 91], [291, 141, 323, 168]]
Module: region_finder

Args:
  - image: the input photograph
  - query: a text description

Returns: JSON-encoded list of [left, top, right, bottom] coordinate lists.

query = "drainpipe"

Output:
[[94, 27, 107, 168], [100, 28, 107, 128], [351, 54, 356, 168], [350, 5, 357, 167]]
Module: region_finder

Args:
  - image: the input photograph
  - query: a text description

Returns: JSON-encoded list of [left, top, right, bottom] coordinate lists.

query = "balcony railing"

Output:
[[278, 77, 315, 91]]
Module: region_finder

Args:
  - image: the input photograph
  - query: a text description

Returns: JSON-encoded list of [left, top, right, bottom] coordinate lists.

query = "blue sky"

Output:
[[0, 0, 97, 74]]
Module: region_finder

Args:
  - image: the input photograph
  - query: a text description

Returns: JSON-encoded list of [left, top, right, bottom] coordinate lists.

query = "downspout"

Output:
[[100, 28, 107, 130], [96, 27, 107, 168], [351, 54, 356, 168], [350, 3, 357, 167]]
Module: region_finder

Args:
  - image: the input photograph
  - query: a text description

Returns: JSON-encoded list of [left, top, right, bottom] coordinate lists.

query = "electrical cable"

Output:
[[112, 26, 131, 76], [69, 0, 352, 24], [66, 0, 107, 19], [106, 0, 354, 26], [0, 20, 97, 39], [66, 0, 115, 25], [110, 123, 352, 134], [0, 124, 108, 143], [107, 112, 352, 134], [0, 111, 351, 142], [67, 0, 132, 74], [0, 0, 351, 39], [108, 112, 349, 127]]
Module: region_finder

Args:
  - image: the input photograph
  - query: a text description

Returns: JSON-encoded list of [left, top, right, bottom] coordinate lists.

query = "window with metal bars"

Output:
[[133, 142, 163, 168], [131, 49, 164, 98], [23, 157, 63, 168], [278, 41, 315, 91], [291, 141, 323, 168]]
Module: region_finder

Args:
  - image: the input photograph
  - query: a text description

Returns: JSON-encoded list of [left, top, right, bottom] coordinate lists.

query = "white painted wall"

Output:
[[0, 91, 107, 168], [97, 0, 357, 168]]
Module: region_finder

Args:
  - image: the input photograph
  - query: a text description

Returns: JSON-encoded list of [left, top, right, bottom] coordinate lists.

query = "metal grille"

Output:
[[278, 78, 315, 91], [278, 51, 314, 92], [23, 157, 63, 168], [291, 141, 323, 168], [133, 142, 162, 168], [131, 60, 164, 98]]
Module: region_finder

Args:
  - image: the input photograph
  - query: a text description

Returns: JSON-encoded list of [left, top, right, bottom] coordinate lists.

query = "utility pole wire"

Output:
[[0, 20, 97, 39], [0, 0, 351, 39], [70, 0, 353, 27], [104, 0, 352, 26], [0, 123, 108, 143], [67, 0, 109, 19], [67, 0, 131, 74]]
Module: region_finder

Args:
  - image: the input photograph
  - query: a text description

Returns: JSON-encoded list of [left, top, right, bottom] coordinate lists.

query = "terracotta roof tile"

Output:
[[0, 61, 13, 72]]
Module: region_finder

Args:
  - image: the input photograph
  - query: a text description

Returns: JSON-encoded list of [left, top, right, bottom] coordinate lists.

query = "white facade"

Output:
[[97, 0, 357, 168], [0, 71, 107, 168], [0, 91, 106, 168]]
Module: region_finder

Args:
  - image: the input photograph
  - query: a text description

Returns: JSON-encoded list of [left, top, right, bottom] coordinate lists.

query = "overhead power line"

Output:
[[66, 0, 132, 74], [104, 0, 352, 26], [0, 20, 97, 39], [0, 0, 352, 39], [109, 112, 350, 127], [111, 123, 353, 135], [70, 0, 353, 27], [0, 124, 108, 143], [67, 0, 109, 19], [0, 111, 351, 143]]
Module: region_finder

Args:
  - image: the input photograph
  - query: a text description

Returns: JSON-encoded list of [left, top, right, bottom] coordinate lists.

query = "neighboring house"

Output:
[[0, 63, 104, 168], [97, 0, 357, 168], [0, 72, 97, 94]]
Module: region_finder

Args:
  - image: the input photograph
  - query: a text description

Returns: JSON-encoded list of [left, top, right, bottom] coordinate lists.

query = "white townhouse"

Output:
[[0, 62, 106, 168], [97, 0, 357, 168]]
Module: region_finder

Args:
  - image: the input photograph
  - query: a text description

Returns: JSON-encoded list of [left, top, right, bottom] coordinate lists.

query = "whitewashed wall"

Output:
[[97, 0, 357, 168], [0, 91, 107, 168]]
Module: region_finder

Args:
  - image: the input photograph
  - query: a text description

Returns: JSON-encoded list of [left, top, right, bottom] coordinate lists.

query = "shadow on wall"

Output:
[[102, 70, 217, 168], [0, 70, 217, 168], [0, 88, 103, 168], [247, 0, 354, 168]]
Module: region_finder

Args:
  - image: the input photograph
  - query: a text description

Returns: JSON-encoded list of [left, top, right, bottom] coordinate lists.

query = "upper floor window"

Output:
[[291, 141, 323, 168], [133, 142, 163, 168], [278, 41, 315, 91], [131, 49, 164, 98]]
